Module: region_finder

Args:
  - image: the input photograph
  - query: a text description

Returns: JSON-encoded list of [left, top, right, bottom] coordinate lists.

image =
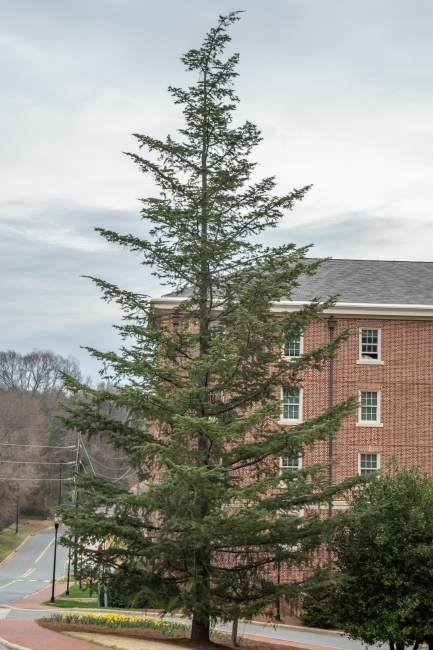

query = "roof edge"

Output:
[[151, 296, 433, 318]]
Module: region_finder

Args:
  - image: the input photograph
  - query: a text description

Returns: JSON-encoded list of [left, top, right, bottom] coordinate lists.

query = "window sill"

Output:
[[356, 360, 384, 365], [356, 422, 383, 427], [319, 501, 349, 511], [278, 420, 302, 426]]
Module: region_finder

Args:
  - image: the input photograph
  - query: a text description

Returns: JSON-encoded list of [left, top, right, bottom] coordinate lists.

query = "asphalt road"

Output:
[[0, 526, 68, 606], [218, 621, 382, 650]]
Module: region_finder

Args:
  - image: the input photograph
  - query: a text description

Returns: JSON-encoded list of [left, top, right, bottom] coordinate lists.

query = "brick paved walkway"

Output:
[[0, 620, 97, 649]]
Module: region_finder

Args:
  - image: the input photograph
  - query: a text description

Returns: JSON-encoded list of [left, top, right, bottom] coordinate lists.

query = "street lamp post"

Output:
[[50, 515, 60, 604], [79, 549, 83, 590], [65, 544, 72, 596], [275, 543, 281, 622]]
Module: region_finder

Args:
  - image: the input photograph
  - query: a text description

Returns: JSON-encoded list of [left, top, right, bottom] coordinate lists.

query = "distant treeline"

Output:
[[0, 350, 132, 519]]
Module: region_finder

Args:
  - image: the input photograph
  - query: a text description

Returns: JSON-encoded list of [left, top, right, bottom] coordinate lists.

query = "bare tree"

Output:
[[0, 389, 45, 518], [0, 352, 133, 515], [0, 350, 82, 396]]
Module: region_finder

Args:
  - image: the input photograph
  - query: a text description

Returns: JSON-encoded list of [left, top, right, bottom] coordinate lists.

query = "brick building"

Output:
[[278, 258, 433, 489], [154, 258, 433, 490]]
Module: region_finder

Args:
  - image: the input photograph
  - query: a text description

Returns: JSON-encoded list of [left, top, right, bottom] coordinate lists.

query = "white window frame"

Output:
[[357, 328, 384, 365], [358, 452, 380, 475], [280, 388, 303, 424], [279, 455, 302, 472], [282, 333, 304, 359], [357, 390, 383, 427]]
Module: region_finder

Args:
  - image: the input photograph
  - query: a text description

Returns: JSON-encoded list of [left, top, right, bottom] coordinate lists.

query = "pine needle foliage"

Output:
[[60, 13, 358, 643]]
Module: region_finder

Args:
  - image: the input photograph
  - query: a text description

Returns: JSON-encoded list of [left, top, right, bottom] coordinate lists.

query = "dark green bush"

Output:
[[104, 566, 180, 610], [299, 568, 337, 629]]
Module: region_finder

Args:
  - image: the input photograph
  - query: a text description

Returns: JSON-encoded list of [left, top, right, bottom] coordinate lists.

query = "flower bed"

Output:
[[47, 612, 190, 637]]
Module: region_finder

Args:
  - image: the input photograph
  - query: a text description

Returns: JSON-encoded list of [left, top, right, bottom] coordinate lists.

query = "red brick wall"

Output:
[[299, 317, 433, 480]]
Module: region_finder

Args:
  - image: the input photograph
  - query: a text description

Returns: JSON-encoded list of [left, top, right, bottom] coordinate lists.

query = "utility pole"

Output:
[[58, 461, 62, 506], [73, 433, 82, 576], [15, 493, 19, 535]]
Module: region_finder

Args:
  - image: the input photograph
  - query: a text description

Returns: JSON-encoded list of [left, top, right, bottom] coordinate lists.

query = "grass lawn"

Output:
[[43, 583, 100, 608], [44, 598, 100, 608], [0, 518, 52, 564], [59, 584, 97, 598]]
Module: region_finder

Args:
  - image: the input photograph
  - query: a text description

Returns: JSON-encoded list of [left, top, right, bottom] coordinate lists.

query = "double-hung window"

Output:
[[358, 390, 382, 426], [283, 333, 303, 359], [358, 328, 383, 363], [359, 452, 380, 474], [281, 388, 302, 423], [280, 455, 301, 471], [278, 457, 304, 518]]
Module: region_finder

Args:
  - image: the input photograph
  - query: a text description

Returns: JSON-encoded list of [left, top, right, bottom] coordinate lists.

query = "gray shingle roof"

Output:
[[290, 259, 433, 305], [162, 259, 433, 306]]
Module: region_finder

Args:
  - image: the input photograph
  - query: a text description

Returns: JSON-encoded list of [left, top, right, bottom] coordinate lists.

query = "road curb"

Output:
[[247, 621, 344, 637], [0, 637, 31, 650]]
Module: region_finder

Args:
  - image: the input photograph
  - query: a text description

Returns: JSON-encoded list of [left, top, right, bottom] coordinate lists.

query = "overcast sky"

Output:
[[1, 0, 433, 379]]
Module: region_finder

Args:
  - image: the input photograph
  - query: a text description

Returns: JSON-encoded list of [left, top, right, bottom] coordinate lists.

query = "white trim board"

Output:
[[152, 297, 433, 319]]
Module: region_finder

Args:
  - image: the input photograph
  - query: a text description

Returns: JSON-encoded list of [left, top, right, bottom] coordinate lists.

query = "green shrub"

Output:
[[299, 569, 337, 629]]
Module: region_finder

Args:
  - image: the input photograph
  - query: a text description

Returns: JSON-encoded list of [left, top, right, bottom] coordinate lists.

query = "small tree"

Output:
[[60, 13, 358, 644], [332, 466, 433, 650]]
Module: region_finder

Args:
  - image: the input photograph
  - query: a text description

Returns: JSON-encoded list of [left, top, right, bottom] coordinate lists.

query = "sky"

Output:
[[1, 0, 433, 379]]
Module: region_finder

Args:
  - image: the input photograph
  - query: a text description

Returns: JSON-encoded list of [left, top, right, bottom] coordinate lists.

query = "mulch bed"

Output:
[[38, 619, 304, 650]]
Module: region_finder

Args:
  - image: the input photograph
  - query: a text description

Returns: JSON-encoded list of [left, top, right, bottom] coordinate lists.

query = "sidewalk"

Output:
[[0, 620, 97, 650], [0, 622, 336, 650]]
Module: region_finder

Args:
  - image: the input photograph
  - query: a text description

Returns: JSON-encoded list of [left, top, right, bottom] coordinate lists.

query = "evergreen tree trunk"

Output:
[[231, 619, 239, 647], [191, 615, 210, 643]]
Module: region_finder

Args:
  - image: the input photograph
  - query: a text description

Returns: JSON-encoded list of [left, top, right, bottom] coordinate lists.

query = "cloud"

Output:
[[0, 200, 159, 374], [2, 0, 433, 377]]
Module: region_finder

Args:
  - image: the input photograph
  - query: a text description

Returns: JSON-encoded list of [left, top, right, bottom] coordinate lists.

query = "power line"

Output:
[[91, 449, 130, 460], [0, 444, 76, 449], [80, 443, 134, 481], [81, 441, 96, 477], [81, 440, 133, 479], [0, 461, 76, 465], [85, 456, 130, 471], [113, 468, 137, 483], [0, 478, 74, 482]]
